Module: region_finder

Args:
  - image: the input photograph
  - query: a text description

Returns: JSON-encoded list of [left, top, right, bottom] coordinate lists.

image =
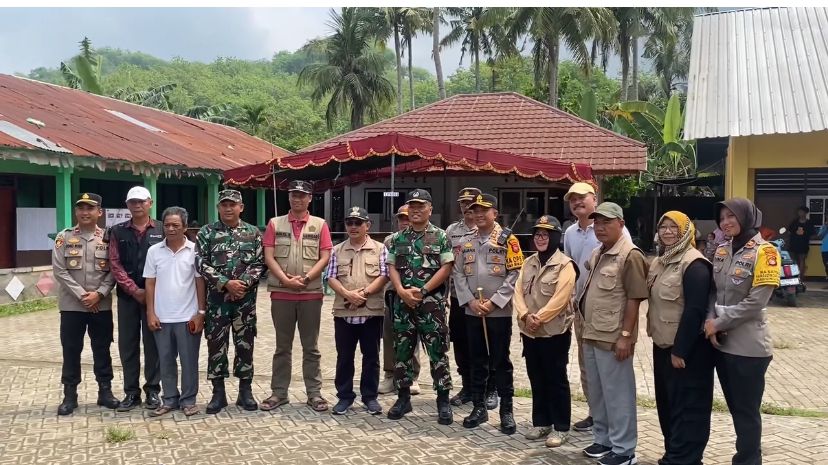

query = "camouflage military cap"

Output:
[[218, 189, 243, 204]]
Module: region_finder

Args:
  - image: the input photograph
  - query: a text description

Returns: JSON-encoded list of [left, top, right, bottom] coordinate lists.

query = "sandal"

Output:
[[149, 405, 176, 417], [260, 395, 289, 411], [182, 405, 200, 416], [307, 396, 329, 412]]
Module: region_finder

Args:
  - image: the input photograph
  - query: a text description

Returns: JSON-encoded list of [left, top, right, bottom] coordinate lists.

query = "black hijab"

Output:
[[535, 230, 562, 264], [717, 197, 762, 252]]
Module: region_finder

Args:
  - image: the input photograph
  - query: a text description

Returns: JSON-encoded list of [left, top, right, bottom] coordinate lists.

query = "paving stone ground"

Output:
[[0, 289, 826, 464]]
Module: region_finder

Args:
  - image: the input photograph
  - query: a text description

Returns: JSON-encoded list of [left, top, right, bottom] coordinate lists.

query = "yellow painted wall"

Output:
[[725, 130, 828, 277]]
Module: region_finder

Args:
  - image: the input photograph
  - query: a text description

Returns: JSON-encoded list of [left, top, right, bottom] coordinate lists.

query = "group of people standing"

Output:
[[53, 179, 781, 465]]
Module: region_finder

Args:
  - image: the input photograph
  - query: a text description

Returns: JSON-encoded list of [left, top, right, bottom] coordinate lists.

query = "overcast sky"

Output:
[[0, 8, 483, 77], [0, 7, 633, 80]]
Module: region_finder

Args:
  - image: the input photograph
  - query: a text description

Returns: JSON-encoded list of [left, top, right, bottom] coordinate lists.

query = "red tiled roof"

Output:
[[300, 92, 646, 173], [0, 74, 292, 172]]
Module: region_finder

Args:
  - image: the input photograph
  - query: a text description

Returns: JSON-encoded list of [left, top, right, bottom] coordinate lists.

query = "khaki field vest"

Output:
[[518, 251, 577, 337], [579, 235, 642, 344], [266, 214, 324, 294], [647, 248, 709, 348], [331, 238, 385, 317]]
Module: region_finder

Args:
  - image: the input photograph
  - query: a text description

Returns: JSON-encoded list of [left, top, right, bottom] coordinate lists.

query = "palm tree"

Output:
[[441, 7, 508, 93], [400, 7, 429, 110], [432, 7, 447, 99], [112, 83, 177, 110], [239, 103, 269, 136], [644, 9, 708, 96], [60, 37, 103, 95], [184, 103, 240, 127], [509, 7, 615, 107], [364, 8, 404, 114], [611, 7, 685, 101], [299, 8, 395, 130]]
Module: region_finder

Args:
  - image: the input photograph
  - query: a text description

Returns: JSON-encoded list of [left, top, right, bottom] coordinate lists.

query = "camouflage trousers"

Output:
[[392, 296, 452, 393], [205, 300, 256, 380]]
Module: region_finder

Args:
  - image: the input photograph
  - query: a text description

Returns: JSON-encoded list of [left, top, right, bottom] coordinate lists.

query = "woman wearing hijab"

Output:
[[513, 215, 577, 448], [704, 198, 780, 465], [647, 211, 714, 465]]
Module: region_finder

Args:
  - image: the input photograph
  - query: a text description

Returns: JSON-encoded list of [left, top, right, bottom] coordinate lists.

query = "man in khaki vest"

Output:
[[260, 180, 333, 412], [577, 202, 648, 465], [327, 207, 389, 415]]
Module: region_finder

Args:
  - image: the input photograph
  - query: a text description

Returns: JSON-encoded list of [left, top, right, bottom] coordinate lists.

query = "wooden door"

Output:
[[0, 187, 15, 268]]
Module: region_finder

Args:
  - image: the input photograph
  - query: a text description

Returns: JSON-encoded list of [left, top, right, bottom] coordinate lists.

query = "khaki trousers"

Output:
[[270, 299, 323, 398]]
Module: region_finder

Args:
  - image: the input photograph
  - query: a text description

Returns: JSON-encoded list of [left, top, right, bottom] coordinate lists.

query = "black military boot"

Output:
[[499, 396, 516, 435], [436, 391, 453, 425], [485, 389, 499, 410], [96, 382, 119, 409], [387, 387, 412, 420], [462, 398, 488, 428], [236, 378, 258, 411], [57, 384, 78, 416], [206, 378, 228, 414], [449, 376, 472, 406]]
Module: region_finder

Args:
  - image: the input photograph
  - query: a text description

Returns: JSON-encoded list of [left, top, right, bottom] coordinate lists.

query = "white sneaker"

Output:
[[545, 430, 568, 448], [410, 381, 421, 395], [524, 426, 552, 440], [378, 376, 395, 395]]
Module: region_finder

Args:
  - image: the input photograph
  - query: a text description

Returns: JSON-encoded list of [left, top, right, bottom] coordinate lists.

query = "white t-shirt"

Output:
[[143, 239, 199, 323]]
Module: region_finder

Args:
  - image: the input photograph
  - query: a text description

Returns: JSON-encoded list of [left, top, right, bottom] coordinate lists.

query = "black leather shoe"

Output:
[[485, 391, 498, 410], [449, 387, 471, 406], [437, 398, 453, 425], [144, 392, 161, 410], [387, 397, 412, 420], [117, 394, 142, 412], [206, 378, 228, 414], [462, 405, 488, 428], [236, 378, 258, 411], [57, 385, 78, 416]]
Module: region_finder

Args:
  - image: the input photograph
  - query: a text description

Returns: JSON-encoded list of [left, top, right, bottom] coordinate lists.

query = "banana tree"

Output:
[[60, 37, 103, 95], [609, 92, 696, 181]]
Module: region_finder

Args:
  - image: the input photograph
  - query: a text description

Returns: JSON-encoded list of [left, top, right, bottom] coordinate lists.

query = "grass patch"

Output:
[[773, 339, 794, 350], [514, 388, 827, 418], [104, 426, 136, 444], [760, 402, 828, 418], [153, 430, 171, 440], [0, 297, 56, 318]]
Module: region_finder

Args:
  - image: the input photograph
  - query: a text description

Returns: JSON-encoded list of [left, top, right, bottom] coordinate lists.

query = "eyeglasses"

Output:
[[658, 225, 680, 233], [345, 220, 365, 227], [533, 232, 549, 239]]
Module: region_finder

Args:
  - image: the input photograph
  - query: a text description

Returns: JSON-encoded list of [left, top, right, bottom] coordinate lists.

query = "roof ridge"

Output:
[[695, 7, 802, 18], [506, 91, 646, 148]]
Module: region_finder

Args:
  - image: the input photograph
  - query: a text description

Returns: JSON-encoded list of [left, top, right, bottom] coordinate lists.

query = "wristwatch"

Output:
[[621, 330, 632, 338], [302, 274, 311, 285], [197, 310, 206, 316], [420, 287, 430, 297]]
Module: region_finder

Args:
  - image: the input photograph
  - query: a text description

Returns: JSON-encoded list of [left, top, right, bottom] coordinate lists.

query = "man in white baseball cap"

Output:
[[105, 185, 165, 411]]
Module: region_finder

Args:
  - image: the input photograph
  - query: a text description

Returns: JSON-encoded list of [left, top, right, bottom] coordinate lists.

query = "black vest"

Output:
[[107, 220, 164, 291]]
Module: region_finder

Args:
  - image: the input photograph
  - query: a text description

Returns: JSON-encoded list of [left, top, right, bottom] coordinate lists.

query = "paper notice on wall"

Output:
[[105, 209, 132, 228], [16, 208, 56, 250]]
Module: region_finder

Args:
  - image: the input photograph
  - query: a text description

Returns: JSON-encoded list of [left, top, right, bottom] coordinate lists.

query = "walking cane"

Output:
[[477, 287, 490, 356]]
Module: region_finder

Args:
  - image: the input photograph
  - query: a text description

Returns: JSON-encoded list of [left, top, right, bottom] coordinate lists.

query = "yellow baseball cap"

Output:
[[564, 182, 596, 201]]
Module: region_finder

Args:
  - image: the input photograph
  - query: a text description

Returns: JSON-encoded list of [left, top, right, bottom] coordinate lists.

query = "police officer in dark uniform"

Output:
[[53, 193, 119, 415]]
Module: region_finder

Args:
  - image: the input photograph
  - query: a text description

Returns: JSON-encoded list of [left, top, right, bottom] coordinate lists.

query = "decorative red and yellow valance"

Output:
[[223, 132, 593, 190]]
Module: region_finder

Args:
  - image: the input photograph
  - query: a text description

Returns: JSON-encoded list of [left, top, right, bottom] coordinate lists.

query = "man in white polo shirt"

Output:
[[144, 206, 206, 417]]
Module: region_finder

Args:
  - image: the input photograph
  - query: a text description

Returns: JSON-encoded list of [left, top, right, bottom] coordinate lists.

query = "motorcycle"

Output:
[[769, 228, 803, 307]]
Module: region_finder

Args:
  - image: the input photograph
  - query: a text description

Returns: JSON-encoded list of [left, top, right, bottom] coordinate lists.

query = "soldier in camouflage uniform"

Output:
[[195, 189, 265, 414], [386, 189, 455, 425]]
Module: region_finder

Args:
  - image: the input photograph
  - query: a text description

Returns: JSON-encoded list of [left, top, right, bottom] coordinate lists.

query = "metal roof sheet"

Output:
[[300, 92, 647, 174], [0, 74, 293, 172], [685, 7, 828, 140]]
